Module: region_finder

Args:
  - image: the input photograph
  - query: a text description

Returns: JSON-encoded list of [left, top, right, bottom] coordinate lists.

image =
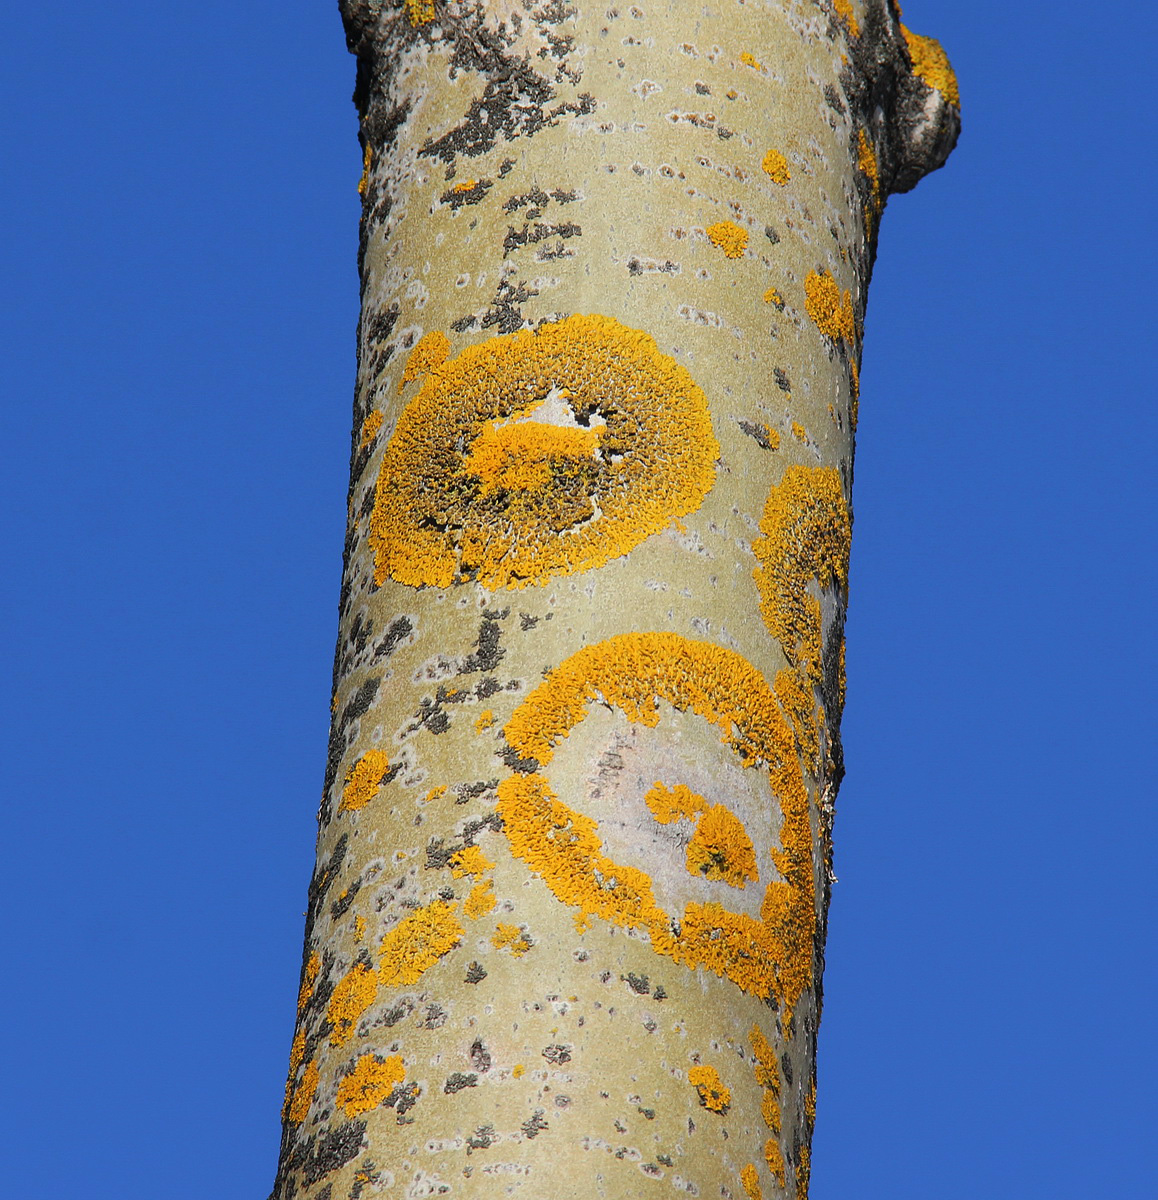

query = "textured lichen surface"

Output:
[[272, 1, 956, 1197]]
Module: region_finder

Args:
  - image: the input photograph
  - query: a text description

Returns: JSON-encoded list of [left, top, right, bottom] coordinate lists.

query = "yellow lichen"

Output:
[[901, 26, 960, 107], [833, 0, 860, 37], [359, 410, 384, 449], [796, 1144, 812, 1198], [339, 749, 392, 814], [740, 1164, 763, 1200], [422, 786, 447, 804], [761, 149, 791, 186], [404, 0, 435, 26], [491, 922, 533, 957], [450, 844, 494, 879], [706, 220, 749, 259], [774, 665, 821, 773], [513, 1063, 526, 1078], [686, 804, 759, 888], [473, 709, 496, 734], [463, 879, 498, 919], [803, 270, 856, 344], [805, 1078, 817, 1128], [286, 1058, 319, 1124], [763, 287, 784, 309], [499, 633, 816, 1013], [645, 781, 708, 824], [765, 1138, 787, 1187], [370, 315, 719, 590], [335, 1053, 407, 1118], [688, 1063, 731, 1113], [379, 900, 465, 988], [740, 51, 764, 70], [750, 1024, 783, 1139], [790, 421, 807, 443], [357, 141, 372, 196], [452, 178, 478, 193], [399, 329, 451, 391], [297, 951, 321, 1014], [857, 129, 880, 203], [327, 962, 379, 1047], [354, 915, 366, 941]]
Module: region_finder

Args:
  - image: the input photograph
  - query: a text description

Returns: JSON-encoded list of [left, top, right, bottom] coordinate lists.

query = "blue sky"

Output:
[[2, 2, 1155, 1196]]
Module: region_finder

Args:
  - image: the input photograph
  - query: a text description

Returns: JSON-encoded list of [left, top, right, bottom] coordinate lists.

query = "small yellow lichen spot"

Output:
[[805, 1078, 817, 1127], [790, 421, 807, 444], [404, 0, 435, 26], [288, 1027, 307, 1077], [645, 781, 708, 824], [354, 915, 366, 941], [833, 0, 860, 37], [422, 785, 448, 804], [453, 179, 479, 193], [327, 962, 380, 1047], [335, 1053, 407, 1118], [706, 220, 749, 259], [763, 287, 784, 308], [740, 1163, 763, 1200], [297, 951, 321, 1014], [739, 51, 763, 71], [492, 922, 533, 957], [796, 1144, 812, 1198], [359, 410, 384, 449], [339, 749, 392, 814], [287, 1058, 319, 1124], [371, 314, 719, 591], [513, 1063, 526, 1078], [765, 1138, 787, 1186], [688, 1064, 732, 1113], [761, 149, 791, 186], [857, 129, 880, 201], [686, 804, 759, 888], [379, 899, 465, 988], [399, 329, 451, 392], [450, 844, 494, 879], [357, 141, 372, 196], [804, 270, 856, 344], [463, 879, 498, 919], [901, 26, 960, 107], [750, 1025, 781, 1094], [474, 709, 496, 734]]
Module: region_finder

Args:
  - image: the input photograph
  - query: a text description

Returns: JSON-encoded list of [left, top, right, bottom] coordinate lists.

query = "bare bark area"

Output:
[[271, 2, 957, 1197]]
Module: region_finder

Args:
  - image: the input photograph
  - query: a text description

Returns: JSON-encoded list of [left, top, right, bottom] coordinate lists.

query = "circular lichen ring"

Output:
[[369, 315, 719, 591]]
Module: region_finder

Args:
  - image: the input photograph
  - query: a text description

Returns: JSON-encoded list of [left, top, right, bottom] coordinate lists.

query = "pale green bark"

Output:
[[272, 3, 957, 1197]]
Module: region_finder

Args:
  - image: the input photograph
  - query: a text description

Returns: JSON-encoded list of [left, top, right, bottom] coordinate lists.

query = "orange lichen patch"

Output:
[[327, 962, 380, 1047], [492, 922, 533, 956], [804, 270, 856, 344], [359, 410, 384, 449], [706, 220, 749, 259], [857, 130, 880, 203], [763, 287, 784, 310], [753, 466, 851, 691], [461, 413, 603, 499], [474, 709, 496, 734], [339, 749, 392, 814], [450, 844, 494, 879], [297, 951, 321, 1014], [335, 1053, 407, 1118], [452, 178, 479, 193], [750, 1026, 780, 1093], [499, 633, 816, 1014], [286, 1058, 319, 1124], [761, 1089, 782, 1134], [833, 0, 860, 37], [512, 1063, 526, 1078], [370, 315, 719, 591], [399, 330, 451, 391], [379, 900, 465, 988], [404, 0, 435, 26], [354, 915, 367, 941], [774, 666, 820, 772], [463, 879, 498, 919], [357, 142, 372, 196], [761, 149, 791, 185], [765, 1138, 787, 1187], [686, 804, 758, 888], [740, 51, 764, 70], [796, 1144, 812, 1198], [805, 1078, 817, 1128], [422, 786, 448, 804], [790, 421, 807, 444], [740, 1164, 763, 1200], [688, 1064, 731, 1113], [282, 1028, 309, 1119], [901, 26, 960, 107], [645, 781, 708, 824]]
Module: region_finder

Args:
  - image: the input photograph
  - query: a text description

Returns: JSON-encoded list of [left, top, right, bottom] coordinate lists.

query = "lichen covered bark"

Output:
[[272, 2, 957, 1197]]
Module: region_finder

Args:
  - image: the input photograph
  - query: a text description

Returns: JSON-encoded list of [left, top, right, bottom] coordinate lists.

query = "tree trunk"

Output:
[[271, 2, 958, 1197]]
